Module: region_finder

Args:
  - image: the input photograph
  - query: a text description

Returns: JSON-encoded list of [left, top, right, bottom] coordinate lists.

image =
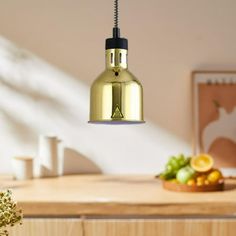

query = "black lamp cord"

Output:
[[114, 0, 119, 28], [113, 0, 120, 38], [106, 0, 127, 50]]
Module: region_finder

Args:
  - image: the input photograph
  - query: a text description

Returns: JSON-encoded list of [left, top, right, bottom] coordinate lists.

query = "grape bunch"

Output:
[[160, 154, 190, 180]]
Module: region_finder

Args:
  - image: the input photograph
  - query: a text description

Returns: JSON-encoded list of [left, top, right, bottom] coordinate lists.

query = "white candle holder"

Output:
[[12, 156, 33, 180], [34, 135, 61, 178]]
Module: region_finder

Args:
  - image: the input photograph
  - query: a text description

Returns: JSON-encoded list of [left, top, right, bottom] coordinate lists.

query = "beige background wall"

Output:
[[0, 0, 235, 173]]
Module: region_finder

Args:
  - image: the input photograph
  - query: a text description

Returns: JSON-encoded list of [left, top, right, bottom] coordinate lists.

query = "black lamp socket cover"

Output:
[[105, 38, 128, 50], [105, 27, 128, 50]]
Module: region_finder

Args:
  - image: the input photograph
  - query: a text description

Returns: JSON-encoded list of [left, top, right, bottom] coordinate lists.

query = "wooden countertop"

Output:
[[2, 175, 236, 217]]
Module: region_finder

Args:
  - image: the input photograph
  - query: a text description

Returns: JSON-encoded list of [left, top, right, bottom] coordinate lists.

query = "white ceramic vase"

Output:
[[34, 135, 61, 178], [12, 156, 33, 180]]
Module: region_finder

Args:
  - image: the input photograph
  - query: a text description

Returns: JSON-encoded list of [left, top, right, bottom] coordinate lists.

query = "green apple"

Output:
[[176, 166, 195, 184]]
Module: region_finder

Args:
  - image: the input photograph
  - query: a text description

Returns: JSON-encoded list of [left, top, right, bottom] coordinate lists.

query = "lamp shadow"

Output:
[[63, 148, 102, 175]]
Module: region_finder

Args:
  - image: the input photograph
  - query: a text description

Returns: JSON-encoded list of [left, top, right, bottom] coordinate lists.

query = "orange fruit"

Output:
[[190, 154, 214, 172], [196, 175, 206, 186], [207, 170, 222, 184], [187, 179, 195, 186], [196, 182, 204, 186], [196, 175, 207, 182]]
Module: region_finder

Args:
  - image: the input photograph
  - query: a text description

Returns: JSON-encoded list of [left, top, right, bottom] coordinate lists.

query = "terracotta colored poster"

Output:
[[193, 72, 236, 176]]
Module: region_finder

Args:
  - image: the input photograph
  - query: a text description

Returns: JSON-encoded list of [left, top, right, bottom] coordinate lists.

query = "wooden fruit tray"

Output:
[[162, 180, 224, 192]]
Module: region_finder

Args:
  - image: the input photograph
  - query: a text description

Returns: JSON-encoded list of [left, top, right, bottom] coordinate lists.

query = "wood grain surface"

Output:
[[1, 175, 236, 217], [8, 218, 82, 236], [84, 219, 236, 236]]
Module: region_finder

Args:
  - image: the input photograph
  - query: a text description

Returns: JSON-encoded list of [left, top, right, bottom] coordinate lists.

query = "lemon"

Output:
[[207, 170, 222, 184], [190, 154, 214, 172]]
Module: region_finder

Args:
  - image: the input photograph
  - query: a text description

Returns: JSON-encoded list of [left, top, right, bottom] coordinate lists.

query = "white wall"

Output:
[[0, 38, 190, 174], [0, 0, 235, 174]]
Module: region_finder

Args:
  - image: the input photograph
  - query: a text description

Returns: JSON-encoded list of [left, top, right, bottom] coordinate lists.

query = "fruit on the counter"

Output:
[[160, 154, 190, 180], [166, 154, 190, 172], [196, 175, 206, 182], [159, 153, 224, 189], [207, 170, 222, 184], [176, 166, 196, 184], [159, 169, 176, 180], [187, 179, 195, 186], [190, 154, 214, 172], [176, 154, 190, 167], [196, 181, 203, 186], [196, 175, 206, 186]]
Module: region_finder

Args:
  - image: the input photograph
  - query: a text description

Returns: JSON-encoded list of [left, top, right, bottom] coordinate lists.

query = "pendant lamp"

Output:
[[89, 0, 144, 124]]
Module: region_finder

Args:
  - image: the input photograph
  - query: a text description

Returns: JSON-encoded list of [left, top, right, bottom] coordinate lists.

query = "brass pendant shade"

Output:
[[89, 0, 144, 124]]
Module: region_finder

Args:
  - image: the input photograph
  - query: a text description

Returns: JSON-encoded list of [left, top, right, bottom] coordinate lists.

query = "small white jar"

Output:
[[12, 156, 33, 180]]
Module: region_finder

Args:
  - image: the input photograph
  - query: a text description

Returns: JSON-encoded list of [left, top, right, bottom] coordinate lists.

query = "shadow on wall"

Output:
[[63, 148, 102, 174], [0, 108, 37, 145], [0, 36, 191, 174]]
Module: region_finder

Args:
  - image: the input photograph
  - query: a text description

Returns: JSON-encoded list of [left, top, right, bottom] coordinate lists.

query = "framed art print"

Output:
[[192, 71, 236, 176]]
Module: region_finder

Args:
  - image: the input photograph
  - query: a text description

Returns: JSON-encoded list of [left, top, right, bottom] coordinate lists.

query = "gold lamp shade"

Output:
[[89, 0, 144, 124], [89, 48, 144, 124]]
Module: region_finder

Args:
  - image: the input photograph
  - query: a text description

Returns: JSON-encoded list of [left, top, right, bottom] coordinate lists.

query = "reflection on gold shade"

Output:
[[89, 49, 144, 124]]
